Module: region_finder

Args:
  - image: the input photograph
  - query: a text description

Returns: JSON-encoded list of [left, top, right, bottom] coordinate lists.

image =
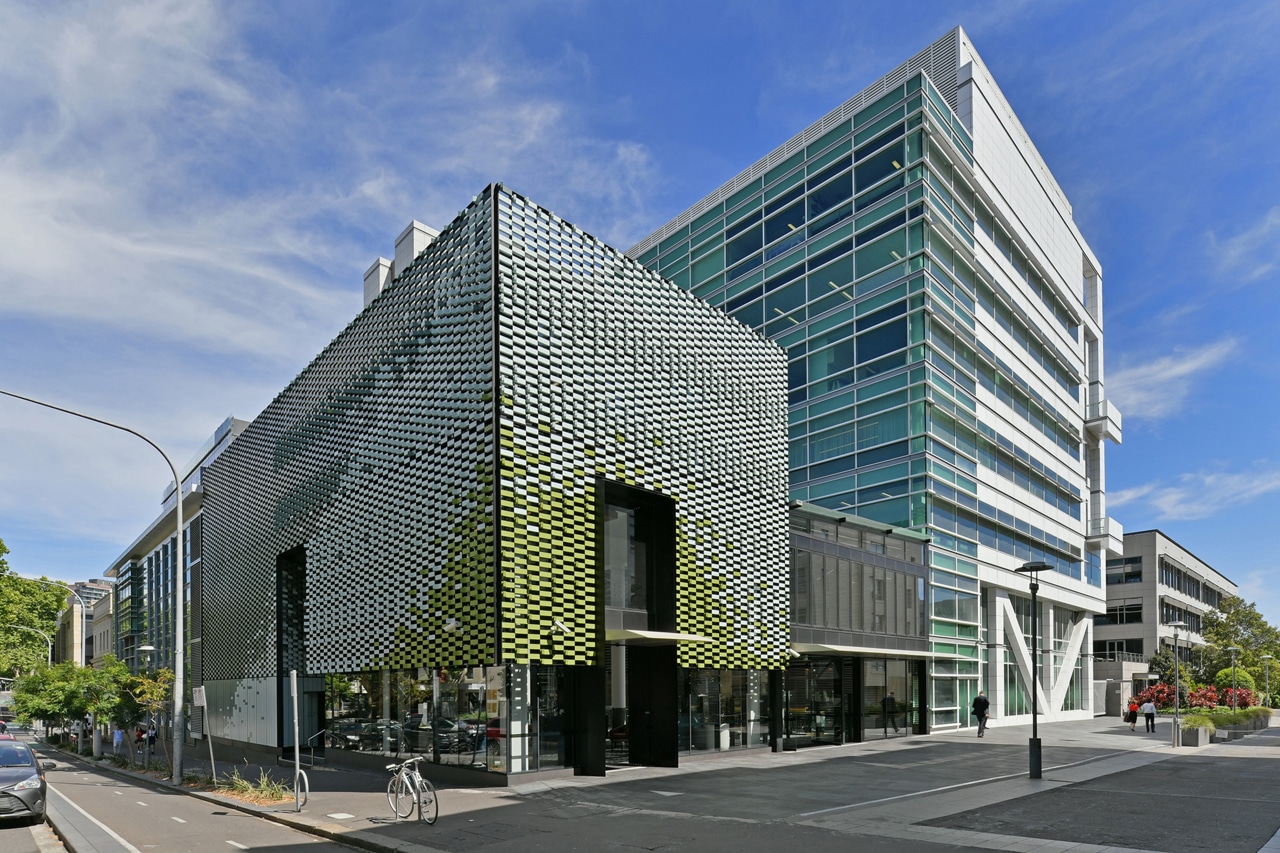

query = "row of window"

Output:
[[929, 493, 1082, 580], [1158, 559, 1223, 607]]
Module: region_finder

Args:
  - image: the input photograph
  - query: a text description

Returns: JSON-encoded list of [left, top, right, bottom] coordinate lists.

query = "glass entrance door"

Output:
[[863, 658, 916, 739]]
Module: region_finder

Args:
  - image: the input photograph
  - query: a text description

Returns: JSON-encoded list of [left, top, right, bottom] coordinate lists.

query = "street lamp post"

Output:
[[1227, 646, 1241, 714], [1, 389, 186, 779], [7, 624, 53, 665], [1015, 560, 1053, 779], [139, 645, 156, 768], [1167, 620, 1186, 748], [1263, 654, 1274, 710]]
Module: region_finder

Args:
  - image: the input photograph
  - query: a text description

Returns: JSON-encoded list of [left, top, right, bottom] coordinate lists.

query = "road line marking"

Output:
[[796, 749, 1138, 817], [48, 784, 143, 853], [227, 841, 250, 849], [137, 801, 149, 806], [172, 816, 187, 823]]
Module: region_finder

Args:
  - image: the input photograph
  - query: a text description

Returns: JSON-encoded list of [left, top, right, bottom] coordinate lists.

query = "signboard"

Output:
[[192, 686, 207, 707]]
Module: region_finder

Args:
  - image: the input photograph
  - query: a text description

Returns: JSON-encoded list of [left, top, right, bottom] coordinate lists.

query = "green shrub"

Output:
[[1215, 667, 1256, 692], [1180, 713, 1215, 735]]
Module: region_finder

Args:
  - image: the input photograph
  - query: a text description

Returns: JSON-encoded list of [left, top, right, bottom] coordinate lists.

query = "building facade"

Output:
[[107, 416, 248, 677], [1098, 530, 1237, 671], [52, 580, 112, 666], [786, 502, 932, 744], [199, 184, 791, 778], [630, 27, 1121, 729], [90, 593, 114, 670]]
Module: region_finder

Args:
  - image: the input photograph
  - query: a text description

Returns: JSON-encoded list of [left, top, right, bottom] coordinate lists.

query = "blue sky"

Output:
[[2, 1, 1279, 624]]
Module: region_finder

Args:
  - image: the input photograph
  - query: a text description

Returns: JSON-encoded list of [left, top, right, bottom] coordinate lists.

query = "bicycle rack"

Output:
[[294, 768, 309, 812]]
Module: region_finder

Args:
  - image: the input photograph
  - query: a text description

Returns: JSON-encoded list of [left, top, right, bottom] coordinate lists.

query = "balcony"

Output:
[[1087, 515, 1124, 557], [1085, 399, 1122, 443]]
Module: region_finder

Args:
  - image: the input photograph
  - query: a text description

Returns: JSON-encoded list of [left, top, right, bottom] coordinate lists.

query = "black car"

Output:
[[0, 742, 54, 825]]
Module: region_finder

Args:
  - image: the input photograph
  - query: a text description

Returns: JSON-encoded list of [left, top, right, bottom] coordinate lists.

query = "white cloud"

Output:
[[1209, 206, 1280, 284], [0, 1, 670, 562], [1112, 468, 1280, 522], [1106, 338, 1238, 420]]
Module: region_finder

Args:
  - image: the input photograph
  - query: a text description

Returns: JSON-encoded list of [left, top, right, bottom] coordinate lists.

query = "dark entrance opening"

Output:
[[276, 546, 318, 750], [597, 480, 678, 771]]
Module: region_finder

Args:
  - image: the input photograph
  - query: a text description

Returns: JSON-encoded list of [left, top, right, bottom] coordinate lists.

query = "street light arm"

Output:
[[0, 387, 186, 779], [0, 389, 180, 484], [7, 624, 53, 665]]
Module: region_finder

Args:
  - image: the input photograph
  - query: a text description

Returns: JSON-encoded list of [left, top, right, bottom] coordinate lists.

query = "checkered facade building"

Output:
[[201, 184, 789, 686]]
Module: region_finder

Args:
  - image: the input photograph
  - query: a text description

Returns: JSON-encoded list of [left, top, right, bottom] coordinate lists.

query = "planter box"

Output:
[[1181, 726, 1210, 747]]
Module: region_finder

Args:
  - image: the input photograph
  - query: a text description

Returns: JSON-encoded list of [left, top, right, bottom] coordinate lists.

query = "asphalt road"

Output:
[[41, 757, 351, 852]]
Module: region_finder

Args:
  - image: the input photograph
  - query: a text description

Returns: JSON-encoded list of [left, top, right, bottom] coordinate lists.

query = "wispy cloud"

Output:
[[1106, 338, 1238, 420], [1209, 206, 1280, 284], [1109, 468, 1280, 521]]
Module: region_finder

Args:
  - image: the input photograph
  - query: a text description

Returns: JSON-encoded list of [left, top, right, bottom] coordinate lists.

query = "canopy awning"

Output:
[[791, 643, 965, 660], [605, 629, 714, 644]]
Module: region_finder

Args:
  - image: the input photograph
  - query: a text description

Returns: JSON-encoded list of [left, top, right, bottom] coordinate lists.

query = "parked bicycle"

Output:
[[385, 755, 437, 823]]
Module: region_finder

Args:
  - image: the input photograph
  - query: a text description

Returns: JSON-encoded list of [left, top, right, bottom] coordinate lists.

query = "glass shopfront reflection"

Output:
[[781, 655, 923, 745], [322, 666, 506, 772], [679, 667, 771, 753], [863, 658, 916, 740]]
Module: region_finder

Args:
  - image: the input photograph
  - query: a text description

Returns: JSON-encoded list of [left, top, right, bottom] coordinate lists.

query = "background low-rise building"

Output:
[[1094, 529, 1236, 708]]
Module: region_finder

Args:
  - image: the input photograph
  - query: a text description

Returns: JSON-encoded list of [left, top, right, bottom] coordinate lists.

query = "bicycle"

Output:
[[385, 755, 437, 823]]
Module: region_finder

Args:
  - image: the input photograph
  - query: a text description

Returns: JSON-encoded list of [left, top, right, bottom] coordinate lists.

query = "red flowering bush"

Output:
[[1135, 683, 1179, 709], [1222, 687, 1256, 709], [1188, 685, 1219, 709]]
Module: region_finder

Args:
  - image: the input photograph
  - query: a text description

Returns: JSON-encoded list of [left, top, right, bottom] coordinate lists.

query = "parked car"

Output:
[[0, 741, 54, 825], [432, 718, 477, 753], [330, 718, 406, 752]]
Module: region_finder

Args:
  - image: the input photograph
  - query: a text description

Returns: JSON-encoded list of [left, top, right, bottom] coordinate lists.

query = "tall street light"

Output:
[[1015, 560, 1052, 779], [1167, 620, 1185, 748], [8, 624, 52, 665], [1263, 654, 1274, 710], [1227, 646, 1241, 714], [1, 389, 186, 779]]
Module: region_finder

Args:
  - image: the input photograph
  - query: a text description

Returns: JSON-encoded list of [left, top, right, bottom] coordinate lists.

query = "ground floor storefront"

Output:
[[236, 649, 930, 779]]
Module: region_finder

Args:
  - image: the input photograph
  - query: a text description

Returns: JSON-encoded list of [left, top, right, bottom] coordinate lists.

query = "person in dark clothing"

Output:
[[972, 690, 991, 737], [881, 692, 900, 732]]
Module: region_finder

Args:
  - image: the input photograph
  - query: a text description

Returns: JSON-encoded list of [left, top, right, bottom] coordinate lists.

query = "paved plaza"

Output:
[[38, 716, 1280, 853]]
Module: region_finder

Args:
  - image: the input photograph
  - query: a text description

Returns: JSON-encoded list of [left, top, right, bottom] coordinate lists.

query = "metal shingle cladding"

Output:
[[202, 183, 789, 682], [494, 187, 789, 669]]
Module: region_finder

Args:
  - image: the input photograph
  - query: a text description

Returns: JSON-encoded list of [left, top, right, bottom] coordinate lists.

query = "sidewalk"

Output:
[[36, 715, 1271, 853]]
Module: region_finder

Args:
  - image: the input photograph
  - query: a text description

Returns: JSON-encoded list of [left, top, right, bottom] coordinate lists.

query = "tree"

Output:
[[1147, 648, 1190, 693], [0, 538, 74, 678], [1202, 596, 1280, 671], [130, 667, 175, 772]]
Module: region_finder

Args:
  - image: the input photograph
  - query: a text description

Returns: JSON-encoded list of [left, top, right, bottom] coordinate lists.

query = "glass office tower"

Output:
[[631, 27, 1122, 729]]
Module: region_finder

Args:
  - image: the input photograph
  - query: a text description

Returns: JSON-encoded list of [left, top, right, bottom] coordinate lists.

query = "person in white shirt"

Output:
[[1140, 699, 1157, 732]]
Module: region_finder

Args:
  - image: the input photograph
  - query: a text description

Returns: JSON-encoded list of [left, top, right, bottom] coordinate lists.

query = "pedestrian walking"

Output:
[[881, 691, 900, 732], [1141, 699, 1157, 733], [972, 690, 990, 737], [0, 719, 8, 734], [112, 725, 124, 755], [1127, 699, 1139, 731]]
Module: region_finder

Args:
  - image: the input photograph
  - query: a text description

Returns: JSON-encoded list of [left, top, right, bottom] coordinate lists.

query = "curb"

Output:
[[33, 742, 445, 853]]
